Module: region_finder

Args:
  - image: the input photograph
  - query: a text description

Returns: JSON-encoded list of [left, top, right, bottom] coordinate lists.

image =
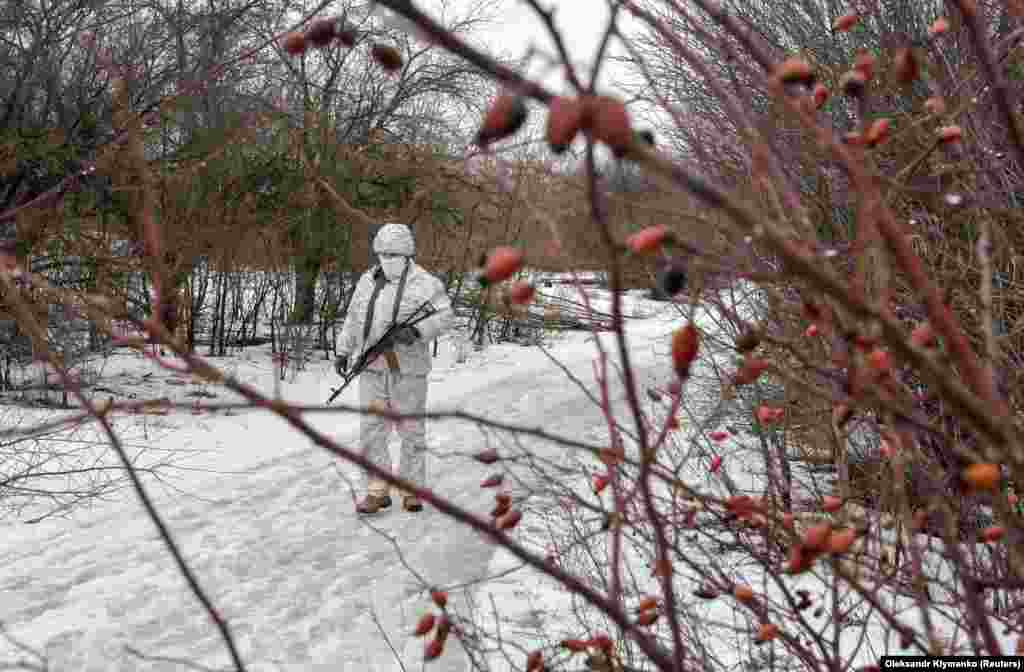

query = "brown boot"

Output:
[[357, 494, 392, 515], [402, 495, 423, 512]]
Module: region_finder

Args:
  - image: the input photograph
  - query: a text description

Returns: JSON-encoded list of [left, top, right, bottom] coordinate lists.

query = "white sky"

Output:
[[383, 0, 642, 98], [370, 0, 660, 165], [473, 0, 637, 96]]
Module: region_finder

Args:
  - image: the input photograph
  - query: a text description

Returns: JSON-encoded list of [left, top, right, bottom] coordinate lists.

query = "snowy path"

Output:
[[0, 304, 682, 671]]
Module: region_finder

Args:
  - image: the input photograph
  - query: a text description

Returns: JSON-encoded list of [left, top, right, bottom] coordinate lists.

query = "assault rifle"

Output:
[[326, 299, 437, 405]]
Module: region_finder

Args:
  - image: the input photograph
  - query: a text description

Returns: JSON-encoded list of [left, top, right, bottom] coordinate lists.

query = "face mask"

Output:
[[379, 256, 407, 280]]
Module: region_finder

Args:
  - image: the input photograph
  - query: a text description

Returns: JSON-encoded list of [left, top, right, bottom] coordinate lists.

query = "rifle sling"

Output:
[[360, 259, 411, 364]]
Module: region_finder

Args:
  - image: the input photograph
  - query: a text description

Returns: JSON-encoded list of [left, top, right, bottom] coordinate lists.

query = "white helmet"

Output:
[[373, 223, 415, 256]]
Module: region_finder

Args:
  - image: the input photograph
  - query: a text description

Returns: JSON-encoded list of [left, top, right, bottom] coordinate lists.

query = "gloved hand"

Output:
[[382, 326, 421, 349], [334, 354, 349, 376]]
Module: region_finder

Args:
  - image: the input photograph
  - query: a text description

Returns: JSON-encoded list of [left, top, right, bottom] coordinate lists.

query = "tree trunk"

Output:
[[292, 259, 320, 324]]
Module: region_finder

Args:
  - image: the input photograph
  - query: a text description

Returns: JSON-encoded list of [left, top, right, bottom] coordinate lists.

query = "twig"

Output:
[[369, 609, 410, 672], [0, 280, 247, 672], [124, 646, 232, 672], [948, 0, 1024, 170]]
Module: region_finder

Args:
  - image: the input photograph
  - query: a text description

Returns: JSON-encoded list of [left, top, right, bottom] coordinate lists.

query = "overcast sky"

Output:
[[369, 0, 660, 166], [474, 0, 637, 96], [377, 0, 642, 98]]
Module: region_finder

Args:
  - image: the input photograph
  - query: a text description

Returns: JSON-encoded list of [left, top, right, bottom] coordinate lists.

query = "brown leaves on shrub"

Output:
[[430, 589, 448, 609], [526, 650, 544, 672], [476, 94, 528, 146], [671, 323, 699, 379]]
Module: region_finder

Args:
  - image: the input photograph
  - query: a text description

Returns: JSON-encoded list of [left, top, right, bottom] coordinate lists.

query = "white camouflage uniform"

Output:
[[336, 223, 455, 499]]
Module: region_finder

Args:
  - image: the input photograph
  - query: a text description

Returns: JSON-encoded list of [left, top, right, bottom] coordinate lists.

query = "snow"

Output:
[[0, 281, 1013, 671], [0, 284, 688, 671]]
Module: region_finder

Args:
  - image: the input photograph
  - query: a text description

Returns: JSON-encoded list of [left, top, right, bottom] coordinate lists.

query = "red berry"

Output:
[[774, 57, 815, 84], [833, 13, 859, 32], [509, 281, 535, 304], [370, 43, 403, 72], [282, 32, 307, 56], [413, 613, 436, 636], [546, 97, 586, 154], [305, 18, 337, 48], [483, 247, 525, 284], [587, 95, 632, 156], [626, 225, 669, 254], [476, 94, 528, 146], [671, 324, 699, 379], [480, 473, 504, 488]]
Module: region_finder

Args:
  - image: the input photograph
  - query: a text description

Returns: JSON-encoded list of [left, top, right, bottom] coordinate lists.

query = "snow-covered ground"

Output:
[[0, 283, 1013, 672], [0, 287, 689, 671]]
